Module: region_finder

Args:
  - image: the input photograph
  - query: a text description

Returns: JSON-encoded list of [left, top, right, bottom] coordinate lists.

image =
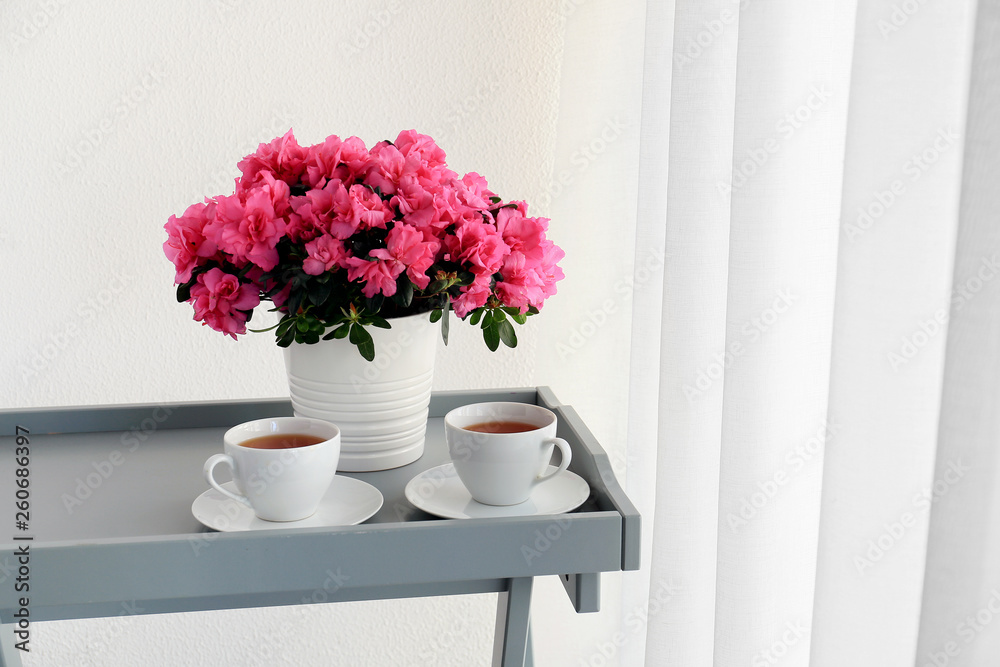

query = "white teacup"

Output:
[[204, 417, 341, 522], [445, 402, 572, 506]]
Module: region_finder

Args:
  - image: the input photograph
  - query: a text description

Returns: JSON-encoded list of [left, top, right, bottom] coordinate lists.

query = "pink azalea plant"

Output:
[[164, 129, 564, 360]]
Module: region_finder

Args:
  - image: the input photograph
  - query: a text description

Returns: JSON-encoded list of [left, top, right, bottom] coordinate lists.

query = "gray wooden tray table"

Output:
[[0, 387, 639, 667]]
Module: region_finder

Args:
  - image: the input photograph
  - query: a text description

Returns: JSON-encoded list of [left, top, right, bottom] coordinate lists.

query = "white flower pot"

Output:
[[282, 312, 440, 472]]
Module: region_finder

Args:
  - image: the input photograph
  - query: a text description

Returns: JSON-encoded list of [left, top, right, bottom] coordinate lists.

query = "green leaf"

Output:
[[276, 318, 295, 337], [308, 280, 333, 307], [457, 271, 476, 286], [367, 315, 391, 329], [394, 277, 414, 308], [498, 319, 517, 348], [481, 309, 494, 329], [349, 323, 375, 361], [429, 309, 443, 323], [322, 323, 350, 340], [441, 305, 450, 345], [286, 290, 304, 316], [296, 318, 310, 333], [469, 309, 483, 326], [427, 279, 449, 294], [277, 327, 296, 348], [483, 323, 500, 351], [176, 282, 193, 303], [364, 293, 385, 314], [493, 308, 507, 322], [511, 311, 527, 325]]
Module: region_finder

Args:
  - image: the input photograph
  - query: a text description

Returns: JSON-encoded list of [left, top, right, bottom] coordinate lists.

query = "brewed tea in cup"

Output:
[[445, 402, 572, 506], [203, 417, 340, 522]]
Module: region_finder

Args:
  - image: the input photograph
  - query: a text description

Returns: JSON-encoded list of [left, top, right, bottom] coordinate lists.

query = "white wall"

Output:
[[1, 0, 646, 664]]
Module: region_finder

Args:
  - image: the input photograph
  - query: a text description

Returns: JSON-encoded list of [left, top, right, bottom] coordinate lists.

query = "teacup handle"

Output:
[[204, 454, 252, 508], [535, 437, 572, 484]]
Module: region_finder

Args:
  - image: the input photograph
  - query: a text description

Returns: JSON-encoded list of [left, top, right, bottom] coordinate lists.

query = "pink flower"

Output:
[[303, 235, 348, 276], [456, 172, 496, 209], [391, 174, 436, 227], [495, 205, 547, 260], [338, 136, 373, 179], [452, 279, 492, 319], [496, 241, 565, 311], [442, 220, 510, 276], [237, 129, 307, 193], [285, 196, 324, 244], [286, 178, 349, 242], [345, 256, 403, 298], [189, 268, 260, 339], [349, 184, 391, 229], [164, 202, 218, 283], [369, 224, 440, 289], [303, 134, 343, 188], [210, 189, 286, 271], [366, 141, 407, 195], [536, 240, 566, 299], [394, 130, 448, 168], [494, 252, 544, 311]]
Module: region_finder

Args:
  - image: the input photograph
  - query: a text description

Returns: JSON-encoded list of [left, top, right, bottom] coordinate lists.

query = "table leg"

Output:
[[1, 624, 23, 667], [492, 577, 534, 667]]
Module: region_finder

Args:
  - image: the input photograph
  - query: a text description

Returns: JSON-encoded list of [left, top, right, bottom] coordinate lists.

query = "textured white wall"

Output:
[[1, 0, 645, 664]]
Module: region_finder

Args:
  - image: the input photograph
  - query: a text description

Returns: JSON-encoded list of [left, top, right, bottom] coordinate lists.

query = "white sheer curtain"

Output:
[[615, 0, 1000, 665]]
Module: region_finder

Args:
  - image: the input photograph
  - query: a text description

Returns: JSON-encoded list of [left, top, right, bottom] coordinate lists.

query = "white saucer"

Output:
[[404, 463, 590, 520], [192, 476, 383, 531]]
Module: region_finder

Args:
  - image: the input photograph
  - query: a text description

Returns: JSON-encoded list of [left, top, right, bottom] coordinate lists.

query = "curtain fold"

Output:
[[624, 0, 993, 664], [917, 2, 1000, 663], [811, 0, 975, 663]]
